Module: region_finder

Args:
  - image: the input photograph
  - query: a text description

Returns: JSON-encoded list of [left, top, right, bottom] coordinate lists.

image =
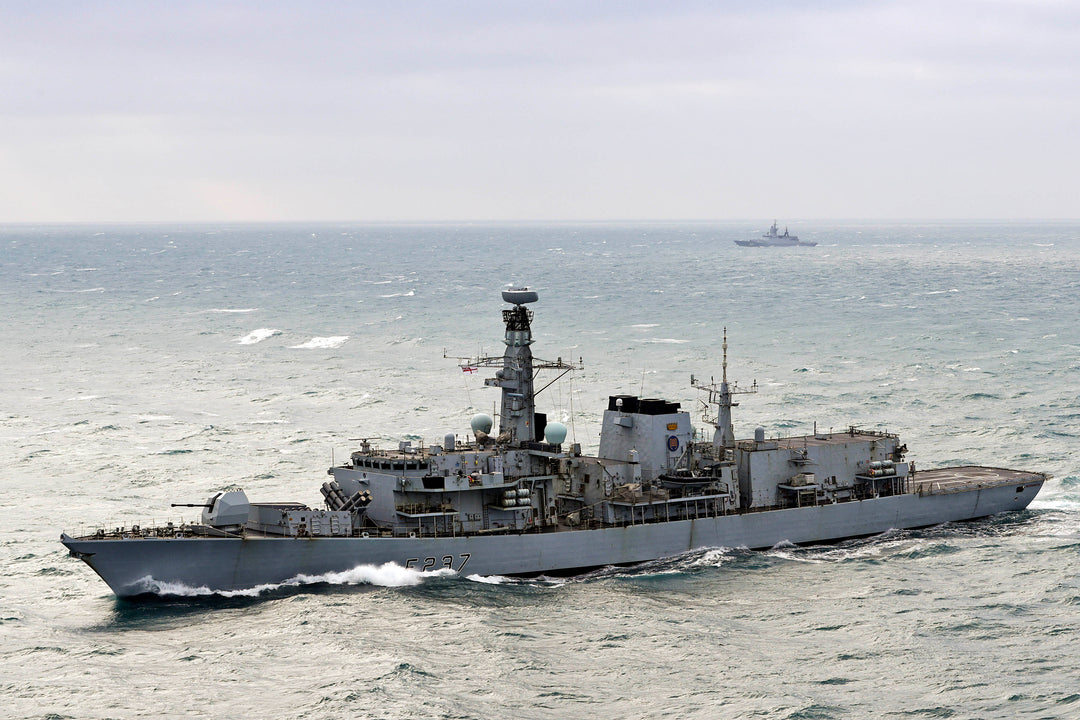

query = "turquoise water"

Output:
[[2, 221, 1078, 719]]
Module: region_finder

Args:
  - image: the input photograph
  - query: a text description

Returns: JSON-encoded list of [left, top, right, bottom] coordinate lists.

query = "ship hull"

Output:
[[62, 476, 1042, 598]]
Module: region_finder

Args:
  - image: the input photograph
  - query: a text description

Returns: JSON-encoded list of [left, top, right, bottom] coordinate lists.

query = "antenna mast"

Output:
[[691, 327, 756, 451]]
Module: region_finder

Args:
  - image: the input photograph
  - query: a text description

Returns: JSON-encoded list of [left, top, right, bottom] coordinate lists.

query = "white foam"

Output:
[[206, 308, 258, 313], [691, 548, 741, 567], [642, 338, 688, 344], [379, 290, 416, 298], [290, 336, 349, 349], [291, 563, 453, 587], [237, 328, 281, 345], [1030, 497, 1080, 512], [135, 562, 455, 597], [466, 574, 511, 584]]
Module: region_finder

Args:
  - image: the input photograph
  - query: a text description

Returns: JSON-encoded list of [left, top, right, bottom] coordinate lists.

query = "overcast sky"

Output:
[[1, 1, 1076, 222]]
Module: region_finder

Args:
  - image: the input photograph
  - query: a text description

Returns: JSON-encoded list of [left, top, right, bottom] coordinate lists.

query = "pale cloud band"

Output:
[[1, 1, 1076, 222]]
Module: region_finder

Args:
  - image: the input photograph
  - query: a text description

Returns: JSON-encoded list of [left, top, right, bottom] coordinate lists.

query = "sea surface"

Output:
[[2, 221, 1079, 719]]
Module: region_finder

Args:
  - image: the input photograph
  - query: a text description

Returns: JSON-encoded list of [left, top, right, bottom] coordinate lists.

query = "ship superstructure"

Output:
[[62, 290, 1045, 597]]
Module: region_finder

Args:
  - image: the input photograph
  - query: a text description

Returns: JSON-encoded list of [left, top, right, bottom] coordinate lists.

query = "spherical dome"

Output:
[[544, 421, 568, 445], [470, 413, 494, 434]]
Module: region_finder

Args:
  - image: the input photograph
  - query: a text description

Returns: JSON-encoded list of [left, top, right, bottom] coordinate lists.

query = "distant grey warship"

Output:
[[63, 289, 1045, 598], [736, 221, 817, 247]]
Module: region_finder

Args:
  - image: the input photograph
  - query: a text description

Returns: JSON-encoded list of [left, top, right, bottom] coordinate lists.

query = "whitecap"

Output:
[[206, 308, 258, 313], [379, 290, 416, 298], [237, 328, 281, 345], [630, 323, 659, 328], [642, 338, 688, 344], [290, 336, 349, 349]]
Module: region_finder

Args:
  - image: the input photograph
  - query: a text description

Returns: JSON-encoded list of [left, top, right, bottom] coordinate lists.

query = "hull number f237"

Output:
[[404, 553, 471, 572]]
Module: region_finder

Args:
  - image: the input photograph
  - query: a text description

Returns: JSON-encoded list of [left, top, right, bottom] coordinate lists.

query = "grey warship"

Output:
[[62, 289, 1046, 598], [735, 220, 817, 247]]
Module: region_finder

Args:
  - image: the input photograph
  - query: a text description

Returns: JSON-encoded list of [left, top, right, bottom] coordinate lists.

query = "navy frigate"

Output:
[[62, 289, 1046, 597], [735, 220, 818, 247]]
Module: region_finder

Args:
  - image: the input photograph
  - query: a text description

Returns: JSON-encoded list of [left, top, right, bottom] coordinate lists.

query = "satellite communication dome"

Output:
[[471, 413, 494, 435], [544, 421, 568, 445]]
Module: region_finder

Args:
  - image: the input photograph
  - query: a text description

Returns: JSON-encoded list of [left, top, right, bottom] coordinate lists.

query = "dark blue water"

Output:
[[2, 221, 1078, 718]]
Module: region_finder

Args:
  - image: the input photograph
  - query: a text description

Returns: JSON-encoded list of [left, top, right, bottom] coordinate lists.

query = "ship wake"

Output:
[[130, 562, 457, 598]]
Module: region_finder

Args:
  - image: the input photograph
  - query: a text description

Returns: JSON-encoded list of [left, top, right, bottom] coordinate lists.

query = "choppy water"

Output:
[[2, 221, 1079, 719]]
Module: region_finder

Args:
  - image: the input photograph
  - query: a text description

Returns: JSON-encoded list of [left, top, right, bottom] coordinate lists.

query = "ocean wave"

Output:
[[466, 574, 513, 584], [691, 547, 744, 567], [237, 328, 281, 345], [206, 308, 258, 313], [379, 290, 416, 298], [134, 562, 456, 598], [289, 336, 349, 349], [642, 338, 688, 344]]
